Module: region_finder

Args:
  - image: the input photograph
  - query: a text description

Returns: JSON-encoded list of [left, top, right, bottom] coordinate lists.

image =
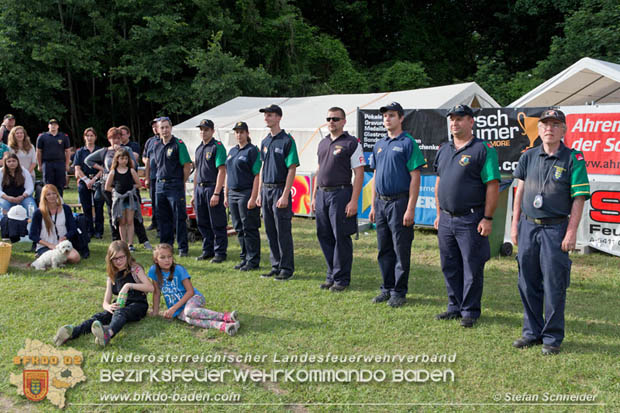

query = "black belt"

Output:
[[158, 178, 181, 183], [320, 185, 351, 192], [525, 215, 568, 225], [378, 192, 408, 201], [263, 183, 285, 188], [197, 182, 216, 187], [441, 205, 484, 217]]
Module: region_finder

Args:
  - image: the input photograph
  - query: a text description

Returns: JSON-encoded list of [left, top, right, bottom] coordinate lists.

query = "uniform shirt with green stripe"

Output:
[[226, 143, 262, 191], [433, 137, 500, 213], [194, 138, 226, 184], [154, 136, 191, 181], [513, 141, 590, 219], [369, 132, 426, 196], [260, 129, 300, 184]]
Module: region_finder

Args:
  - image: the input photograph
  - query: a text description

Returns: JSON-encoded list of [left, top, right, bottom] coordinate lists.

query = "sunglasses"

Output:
[[326, 117, 343, 122]]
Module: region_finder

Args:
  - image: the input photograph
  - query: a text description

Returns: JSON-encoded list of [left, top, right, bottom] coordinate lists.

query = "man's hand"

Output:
[[477, 218, 492, 237], [403, 208, 415, 227], [209, 194, 219, 207], [276, 195, 288, 209], [561, 229, 577, 252], [345, 200, 357, 217]]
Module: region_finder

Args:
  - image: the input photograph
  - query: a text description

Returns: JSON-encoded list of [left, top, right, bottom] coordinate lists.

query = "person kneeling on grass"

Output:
[[149, 243, 240, 335], [53, 240, 154, 347]]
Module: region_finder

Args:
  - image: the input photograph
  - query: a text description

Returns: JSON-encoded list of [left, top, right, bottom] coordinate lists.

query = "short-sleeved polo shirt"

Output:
[[154, 136, 191, 182], [73, 146, 101, 176], [316, 132, 365, 187], [124, 141, 141, 158], [433, 137, 500, 213], [260, 129, 299, 184], [369, 132, 426, 196], [143, 135, 160, 179], [194, 138, 226, 184], [36, 132, 70, 162], [226, 143, 261, 191], [513, 141, 590, 219]]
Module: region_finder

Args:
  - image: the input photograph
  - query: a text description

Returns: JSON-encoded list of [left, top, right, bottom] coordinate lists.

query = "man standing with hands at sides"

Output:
[[36, 119, 71, 197], [255, 104, 299, 281], [151, 117, 193, 257], [312, 107, 365, 292], [369, 102, 425, 308], [192, 119, 228, 263], [143, 118, 160, 232], [511, 109, 589, 355], [433, 105, 500, 328]]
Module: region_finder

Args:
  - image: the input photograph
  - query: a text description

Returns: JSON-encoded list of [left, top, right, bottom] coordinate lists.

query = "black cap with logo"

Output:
[[259, 104, 282, 116], [446, 105, 475, 118], [197, 119, 215, 129], [539, 108, 566, 123], [379, 102, 404, 116], [232, 121, 249, 131]]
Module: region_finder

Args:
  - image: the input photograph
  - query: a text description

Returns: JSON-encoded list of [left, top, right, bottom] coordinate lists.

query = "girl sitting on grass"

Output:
[[149, 243, 240, 335], [53, 240, 153, 347]]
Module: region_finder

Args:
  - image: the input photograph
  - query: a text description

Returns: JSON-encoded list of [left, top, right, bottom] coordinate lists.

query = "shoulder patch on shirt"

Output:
[[459, 154, 471, 166], [177, 139, 184, 143], [486, 143, 493, 148], [574, 151, 584, 161]]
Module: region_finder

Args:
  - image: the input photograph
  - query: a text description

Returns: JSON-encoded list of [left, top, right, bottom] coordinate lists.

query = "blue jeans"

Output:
[[0, 196, 37, 219]]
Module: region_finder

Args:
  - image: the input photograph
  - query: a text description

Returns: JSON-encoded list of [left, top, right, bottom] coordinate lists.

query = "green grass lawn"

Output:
[[1, 187, 618, 412]]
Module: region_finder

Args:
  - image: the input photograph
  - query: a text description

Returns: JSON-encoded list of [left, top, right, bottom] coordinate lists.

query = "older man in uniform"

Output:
[[312, 107, 365, 292], [36, 119, 71, 197], [433, 105, 500, 328], [369, 102, 425, 307], [511, 109, 589, 355], [143, 118, 160, 232], [255, 104, 299, 281], [192, 119, 228, 262], [150, 117, 193, 256]]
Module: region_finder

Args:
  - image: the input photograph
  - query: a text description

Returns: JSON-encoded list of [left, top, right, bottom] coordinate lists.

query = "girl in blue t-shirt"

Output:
[[148, 243, 240, 335]]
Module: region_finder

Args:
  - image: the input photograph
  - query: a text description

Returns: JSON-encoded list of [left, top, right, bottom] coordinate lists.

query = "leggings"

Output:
[[177, 295, 230, 330]]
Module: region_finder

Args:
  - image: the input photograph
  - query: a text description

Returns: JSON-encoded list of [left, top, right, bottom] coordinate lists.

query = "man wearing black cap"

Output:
[[36, 119, 71, 197], [511, 108, 589, 355], [143, 118, 160, 232], [369, 102, 426, 307], [192, 119, 228, 262], [1, 114, 15, 144], [255, 104, 299, 281], [312, 107, 365, 292], [433, 104, 500, 328]]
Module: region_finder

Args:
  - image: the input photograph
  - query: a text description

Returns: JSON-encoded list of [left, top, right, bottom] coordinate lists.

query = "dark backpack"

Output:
[[0, 215, 28, 243], [70, 213, 90, 258]]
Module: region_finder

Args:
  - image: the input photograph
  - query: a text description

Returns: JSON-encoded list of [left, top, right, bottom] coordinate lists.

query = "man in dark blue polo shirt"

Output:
[[511, 109, 589, 355], [150, 117, 193, 256], [255, 104, 300, 281], [369, 102, 426, 307], [433, 104, 500, 328], [1, 114, 15, 144], [192, 119, 228, 262], [312, 107, 365, 292], [73, 128, 104, 238], [119, 125, 142, 160], [36, 119, 71, 197], [143, 118, 160, 232]]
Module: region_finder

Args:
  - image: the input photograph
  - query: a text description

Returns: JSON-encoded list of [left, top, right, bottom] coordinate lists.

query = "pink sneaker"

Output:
[[220, 321, 240, 336], [224, 311, 238, 323]]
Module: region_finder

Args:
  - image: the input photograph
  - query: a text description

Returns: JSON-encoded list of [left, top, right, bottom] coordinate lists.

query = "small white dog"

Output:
[[31, 240, 74, 270]]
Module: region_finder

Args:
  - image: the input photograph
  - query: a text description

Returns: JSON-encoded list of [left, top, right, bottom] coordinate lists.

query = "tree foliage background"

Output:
[[0, 0, 618, 145]]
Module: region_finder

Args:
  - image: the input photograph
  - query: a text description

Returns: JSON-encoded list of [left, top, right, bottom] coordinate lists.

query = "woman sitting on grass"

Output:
[[0, 152, 36, 218], [53, 240, 153, 347], [149, 243, 240, 335]]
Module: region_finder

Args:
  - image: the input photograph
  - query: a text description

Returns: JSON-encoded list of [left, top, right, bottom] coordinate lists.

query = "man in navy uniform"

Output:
[[255, 104, 299, 281], [369, 102, 426, 307], [119, 125, 141, 160], [511, 108, 589, 355], [433, 104, 500, 328], [1, 114, 15, 144], [192, 119, 228, 263], [149, 117, 193, 256], [312, 107, 365, 292], [36, 119, 71, 197], [143, 118, 160, 232]]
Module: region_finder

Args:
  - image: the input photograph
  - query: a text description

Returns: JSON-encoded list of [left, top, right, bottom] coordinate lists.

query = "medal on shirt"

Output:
[[533, 194, 543, 209], [534, 159, 557, 210]]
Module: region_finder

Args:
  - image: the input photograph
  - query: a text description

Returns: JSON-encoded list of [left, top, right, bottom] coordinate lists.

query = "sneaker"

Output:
[[388, 296, 406, 308], [319, 282, 334, 290], [224, 311, 238, 323], [261, 270, 279, 278], [210, 255, 226, 264], [129, 244, 136, 252], [435, 311, 462, 321], [329, 284, 347, 292], [91, 321, 112, 347], [221, 321, 240, 336], [372, 292, 390, 303], [541, 344, 561, 355], [274, 272, 294, 281], [53, 325, 73, 347], [143, 241, 153, 251], [512, 337, 543, 349], [234, 262, 246, 270]]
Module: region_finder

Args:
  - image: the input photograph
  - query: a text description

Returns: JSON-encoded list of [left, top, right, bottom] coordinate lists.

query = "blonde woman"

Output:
[[8, 125, 36, 179]]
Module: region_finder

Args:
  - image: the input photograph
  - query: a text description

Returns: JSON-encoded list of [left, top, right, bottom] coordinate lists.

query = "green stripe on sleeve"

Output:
[[285, 137, 300, 168], [406, 134, 426, 171], [215, 143, 227, 168], [481, 144, 501, 183], [177, 140, 191, 165], [251, 147, 262, 175], [570, 151, 590, 199]]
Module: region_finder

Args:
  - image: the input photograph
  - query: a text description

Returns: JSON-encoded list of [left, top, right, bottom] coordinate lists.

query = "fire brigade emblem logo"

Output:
[[23, 370, 48, 402], [167, 148, 173, 157], [553, 165, 565, 180], [206, 151, 212, 160], [459, 155, 471, 167]]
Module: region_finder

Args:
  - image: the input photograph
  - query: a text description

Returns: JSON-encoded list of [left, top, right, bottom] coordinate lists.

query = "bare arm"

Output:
[[163, 278, 194, 319], [403, 170, 421, 227], [105, 170, 115, 192], [248, 174, 259, 209], [433, 176, 441, 229], [562, 196, 586, 252], [311, 165, 319, 212], [511, 179, 524, 246], [37, 149, 43, 171], [131, 169, 140, 188], [151, 282, 161, 316], [478, 179, 499, 237], [369, 171, 376, 223], [211, 165, 226, 207], [65, 149, 71, 172], [183, 162, 192, 183], [255, 168, 263, 207], [276, 165, 296, 208], [102, 278, 117, 314]]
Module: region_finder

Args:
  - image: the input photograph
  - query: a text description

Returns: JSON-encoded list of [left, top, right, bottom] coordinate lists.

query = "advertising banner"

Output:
[[579, 180, 620, 256]]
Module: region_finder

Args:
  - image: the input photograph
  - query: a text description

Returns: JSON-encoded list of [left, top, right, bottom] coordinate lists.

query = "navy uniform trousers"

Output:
[[517, 216, 570, 347], [156, 181, 188, 253], [262, 186, 294, 275], [315, 187, 356, 286], [437, 208, 489, 319], [375, 196, 413, 298], [43, 161, 66, 197], [77, 181, 104, 236], [229, 189, 260, 267], [149, 178, 158, 230], [195, 184, 228, 257]]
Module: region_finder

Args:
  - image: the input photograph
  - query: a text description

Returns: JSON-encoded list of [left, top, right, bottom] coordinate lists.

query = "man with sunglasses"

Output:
[[510, 108, 589, 355], [312, 107, 365, 292], [369, 102, 426, 308]]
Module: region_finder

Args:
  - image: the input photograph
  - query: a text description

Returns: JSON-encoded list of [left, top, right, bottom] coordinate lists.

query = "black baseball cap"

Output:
[[446, 105, 474, 117], [3, 114, 14, 120], [259, 104, 282, 116], [48, 118, 59, 124], [232, 121, 248, 131], [379, 102, 404, 116], [539, 108, 566, 123], [197, 119, 214, 129]]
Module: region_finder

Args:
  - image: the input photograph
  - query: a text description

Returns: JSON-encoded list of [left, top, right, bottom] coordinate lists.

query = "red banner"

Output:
[[564, 113, 620, 175]]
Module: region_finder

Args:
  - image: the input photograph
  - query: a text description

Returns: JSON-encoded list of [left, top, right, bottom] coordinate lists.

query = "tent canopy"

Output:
[[510, 57, 620, 107], [174, 82, 499, 172]]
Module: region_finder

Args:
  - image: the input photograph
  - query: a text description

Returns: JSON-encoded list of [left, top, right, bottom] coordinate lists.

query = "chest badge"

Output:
[[553, 165, 566, 179], [392, 146, 403, 152], [263, 146, 267, 153], [57, 139, 62, 144], [333, 145, 343, 156], [167, 148, 173, 157], [377, 148, 383, 154], [206, 151, 212, 160], [459, 155, 471, 167]]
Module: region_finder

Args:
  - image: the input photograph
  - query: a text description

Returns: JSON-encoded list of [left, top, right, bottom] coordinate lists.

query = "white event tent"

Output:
[[174, 82, 499, 173]]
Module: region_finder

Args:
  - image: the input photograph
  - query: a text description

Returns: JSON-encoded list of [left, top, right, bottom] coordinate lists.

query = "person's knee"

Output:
[[68, 249, 81, 264]]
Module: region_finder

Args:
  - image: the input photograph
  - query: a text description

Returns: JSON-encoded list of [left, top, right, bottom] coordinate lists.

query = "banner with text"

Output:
[[579, 180, 620, 256]]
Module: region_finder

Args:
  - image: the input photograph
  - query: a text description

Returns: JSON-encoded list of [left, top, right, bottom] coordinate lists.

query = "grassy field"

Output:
[[0, 187, 618, 412]]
